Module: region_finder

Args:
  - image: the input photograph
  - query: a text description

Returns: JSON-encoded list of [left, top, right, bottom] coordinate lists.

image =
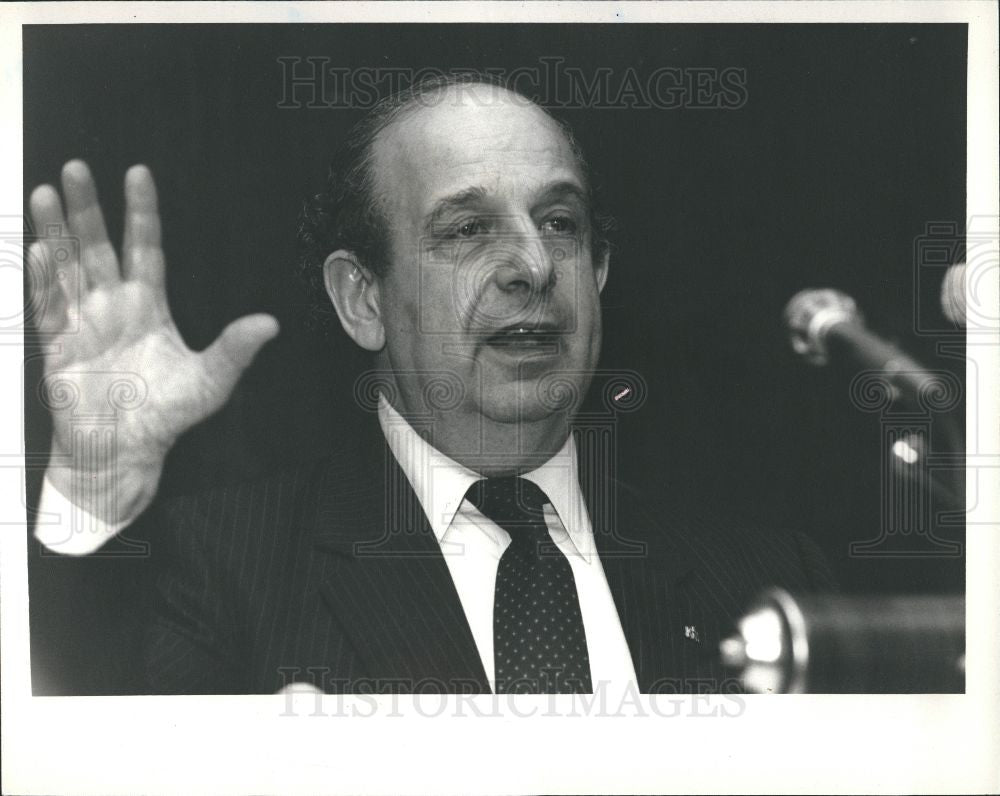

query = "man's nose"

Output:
[[492, 232, 557, 295]]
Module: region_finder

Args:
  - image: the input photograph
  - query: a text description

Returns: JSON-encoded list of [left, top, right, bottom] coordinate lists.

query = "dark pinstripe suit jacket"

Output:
[[145, 420, 835, 694]]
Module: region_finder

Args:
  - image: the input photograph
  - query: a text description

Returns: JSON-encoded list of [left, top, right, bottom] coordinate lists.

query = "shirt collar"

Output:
[[377, 396, 594, 560]]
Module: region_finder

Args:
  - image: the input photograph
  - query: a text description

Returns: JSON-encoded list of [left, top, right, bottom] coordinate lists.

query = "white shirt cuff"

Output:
[[34, 474, 131, 556]]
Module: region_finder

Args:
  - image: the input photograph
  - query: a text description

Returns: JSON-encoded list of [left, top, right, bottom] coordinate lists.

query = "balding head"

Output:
[[298, 74, 610, 330], [372, 81, 589, 271]]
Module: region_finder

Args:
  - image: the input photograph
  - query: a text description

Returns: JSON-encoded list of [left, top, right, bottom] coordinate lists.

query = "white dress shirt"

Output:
[[35, 476, 128, 555], [35, 397, 638, 689]]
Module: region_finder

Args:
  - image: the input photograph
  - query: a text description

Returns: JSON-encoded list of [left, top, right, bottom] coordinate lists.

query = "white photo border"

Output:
[[2, 3, 997, 794]]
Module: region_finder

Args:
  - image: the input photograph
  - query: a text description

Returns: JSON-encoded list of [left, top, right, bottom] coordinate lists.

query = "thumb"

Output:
[[200, 313, 280, 394]]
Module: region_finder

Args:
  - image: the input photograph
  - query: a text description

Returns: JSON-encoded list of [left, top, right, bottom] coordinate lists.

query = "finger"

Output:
[[61, 160, 121, 288], [122, 164, 165, 291], [200, 314, 280, 397], [25, 242, 68, 334], [29, 184, 82, 314]]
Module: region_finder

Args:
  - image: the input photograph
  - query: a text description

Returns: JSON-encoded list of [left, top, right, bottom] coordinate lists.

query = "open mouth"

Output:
[[483, 324, 562, 348]]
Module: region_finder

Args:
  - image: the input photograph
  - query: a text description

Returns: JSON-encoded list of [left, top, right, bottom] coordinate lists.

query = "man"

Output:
[[28, 75, 834, 695]]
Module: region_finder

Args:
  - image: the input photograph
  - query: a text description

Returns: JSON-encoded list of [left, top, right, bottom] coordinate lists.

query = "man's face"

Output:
[[372, 86, 608, 453]]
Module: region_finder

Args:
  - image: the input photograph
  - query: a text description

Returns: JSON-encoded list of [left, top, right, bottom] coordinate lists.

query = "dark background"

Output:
[[23, 24, 966, 694]]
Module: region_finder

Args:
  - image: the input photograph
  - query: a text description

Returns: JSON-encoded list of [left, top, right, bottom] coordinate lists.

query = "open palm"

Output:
[[29, 161, 279, 518]]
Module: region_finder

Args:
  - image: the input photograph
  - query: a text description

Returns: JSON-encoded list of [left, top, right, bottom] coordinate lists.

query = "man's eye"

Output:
[[455, 218, 489, 237], [541, 215, 578, 235]]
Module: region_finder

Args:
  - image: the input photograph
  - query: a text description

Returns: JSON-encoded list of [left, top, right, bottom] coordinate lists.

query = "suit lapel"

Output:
[[306, 418, 727, 694], [575, 427, 717, 691], [311, 425, 489, 693]]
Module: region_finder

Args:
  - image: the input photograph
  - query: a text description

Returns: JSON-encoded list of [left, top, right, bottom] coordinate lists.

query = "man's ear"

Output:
[[323, 250, 385, 351], [596, 248, 610, 293]]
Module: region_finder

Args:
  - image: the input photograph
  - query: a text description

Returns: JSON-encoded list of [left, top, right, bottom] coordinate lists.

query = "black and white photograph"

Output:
[[2, 2, 998, 794]]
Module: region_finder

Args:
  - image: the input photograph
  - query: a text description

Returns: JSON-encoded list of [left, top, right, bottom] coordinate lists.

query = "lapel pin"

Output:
[[684, 625, 701, 643]]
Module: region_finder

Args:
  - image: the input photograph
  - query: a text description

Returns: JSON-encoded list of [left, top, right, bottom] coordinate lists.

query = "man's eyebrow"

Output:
[[423, 185, 491, 235], [421, 180, 591, 237], [531, 180, 589, 212]]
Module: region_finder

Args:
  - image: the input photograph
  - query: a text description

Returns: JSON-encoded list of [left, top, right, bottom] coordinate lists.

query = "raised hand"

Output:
[[29, 161, 279, 524]]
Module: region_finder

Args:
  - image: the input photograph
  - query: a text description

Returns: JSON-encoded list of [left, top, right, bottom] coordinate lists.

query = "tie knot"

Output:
[[466, 476, 548, 527]]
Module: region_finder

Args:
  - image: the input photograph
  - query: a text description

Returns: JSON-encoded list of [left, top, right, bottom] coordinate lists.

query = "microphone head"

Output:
[[940, 263, 966, 327], [784, 288, 862, 366]]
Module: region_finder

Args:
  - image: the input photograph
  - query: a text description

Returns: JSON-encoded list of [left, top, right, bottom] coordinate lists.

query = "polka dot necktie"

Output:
[[466, 476, 593, 694]]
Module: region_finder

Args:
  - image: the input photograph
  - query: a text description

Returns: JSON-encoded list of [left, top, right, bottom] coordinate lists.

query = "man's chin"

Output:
[[475, 377, 583, 425]]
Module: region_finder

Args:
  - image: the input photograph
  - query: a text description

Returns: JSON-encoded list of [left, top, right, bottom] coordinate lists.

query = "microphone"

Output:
[[783, 288, 935, 404], [720, 589, 965, 693], [785, 287, 964, 500], [940, 262, 966, 327]]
